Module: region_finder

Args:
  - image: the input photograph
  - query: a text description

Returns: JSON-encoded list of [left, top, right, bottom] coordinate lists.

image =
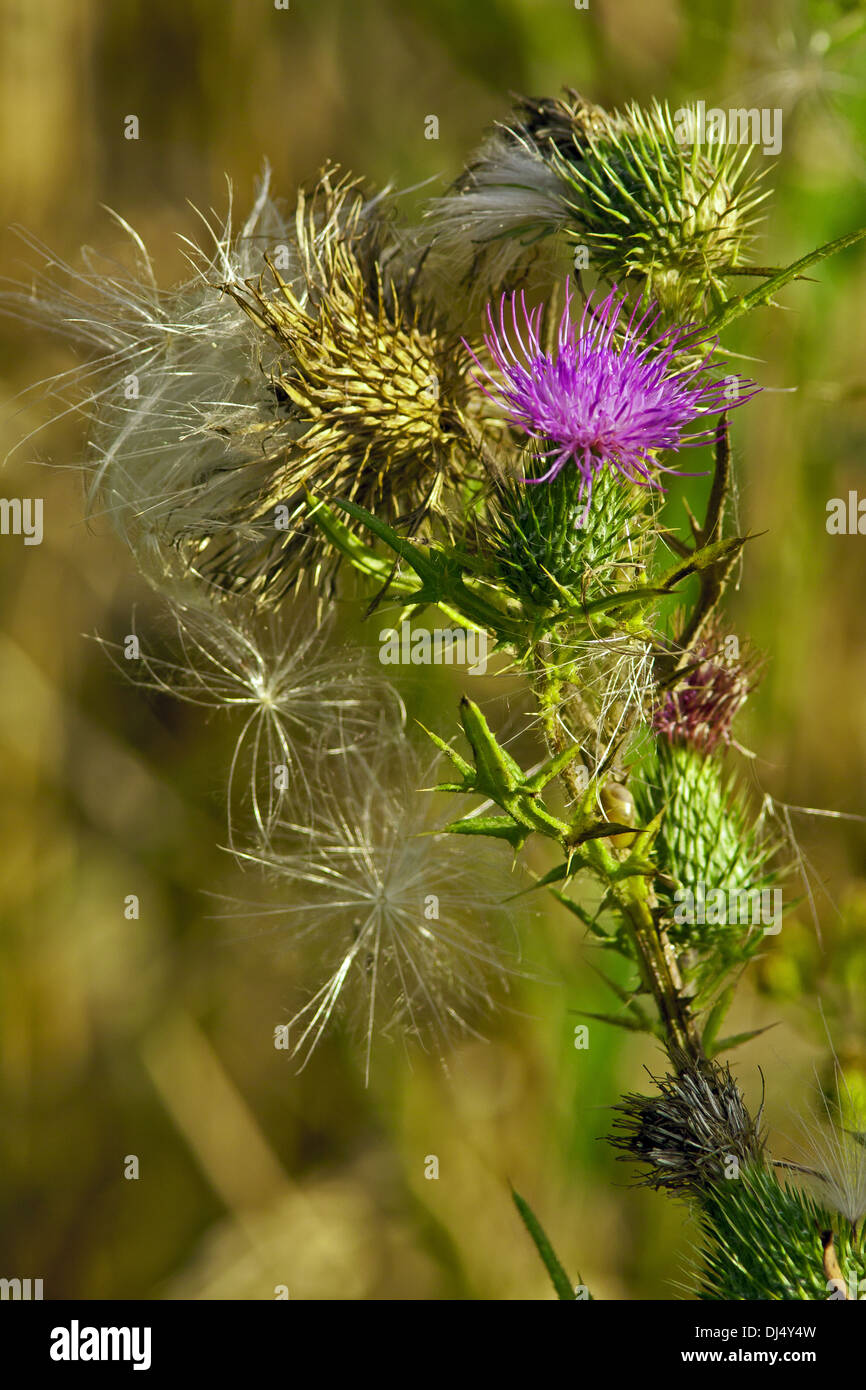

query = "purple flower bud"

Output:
[[653, 634, 758, 752]]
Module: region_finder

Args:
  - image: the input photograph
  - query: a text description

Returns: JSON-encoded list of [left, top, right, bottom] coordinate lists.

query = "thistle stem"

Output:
[[532, 642, 704, 1067]]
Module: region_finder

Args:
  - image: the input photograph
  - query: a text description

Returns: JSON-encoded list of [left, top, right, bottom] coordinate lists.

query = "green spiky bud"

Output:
[[697, 1164, 866, 1301], [539, 97, 768, 320], [635, 741, 777, 956], [487, 461, 651, 612], [423, 93, 768, 321]]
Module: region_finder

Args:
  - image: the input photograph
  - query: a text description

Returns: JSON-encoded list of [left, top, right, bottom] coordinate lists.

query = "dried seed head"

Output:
[[230, 739, 521, 1081], [94, 597, 402, 848], [217, 169, 479, 597], [610, 1051, 765, 1192], [5, 167, 484, 606]]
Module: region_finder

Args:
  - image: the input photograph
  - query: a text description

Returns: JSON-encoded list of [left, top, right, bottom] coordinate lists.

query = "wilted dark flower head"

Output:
[[465, 282, 754, 518], [610, 1051, 765, 1192], [653, 630, 759, 753]]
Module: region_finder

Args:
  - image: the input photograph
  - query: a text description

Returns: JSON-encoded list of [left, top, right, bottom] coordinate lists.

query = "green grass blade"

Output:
[[511, 1186, 578, 1300]]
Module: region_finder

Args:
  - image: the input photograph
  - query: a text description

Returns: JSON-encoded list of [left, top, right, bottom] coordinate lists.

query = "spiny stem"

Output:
[[657, 412, 736, 683], [531, 642, 704, 1067]]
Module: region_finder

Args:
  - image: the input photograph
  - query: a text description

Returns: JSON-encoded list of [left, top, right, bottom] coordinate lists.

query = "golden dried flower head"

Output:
[[3, 166, 486, 607], [215, 168, 483, 599]]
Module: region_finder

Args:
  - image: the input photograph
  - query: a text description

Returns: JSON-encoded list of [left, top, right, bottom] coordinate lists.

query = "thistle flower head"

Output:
[[488, 461, 651, 611], [634, 735, 779, 969], [610, 1052, 765, 1192], [467, 282, 751, 514], [696, 1163, 866, 1301], [4, 167, 482, 604], [549, 97, 768, 319], [218, 167, 482, 596], [424, 92, 768, 320], [653, 629, 759, 753]]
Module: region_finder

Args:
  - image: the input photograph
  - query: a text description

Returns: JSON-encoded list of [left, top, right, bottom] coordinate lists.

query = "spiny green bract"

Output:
[[487, 461, 651, 612], [697, 1164, 866, 1300], [635, 740, 777, 953], [545, 98, 767, 320]]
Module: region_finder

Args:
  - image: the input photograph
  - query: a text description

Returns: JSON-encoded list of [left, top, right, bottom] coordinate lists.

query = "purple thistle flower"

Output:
[[465, 282, 756, 515], [653, 632, 759, 753]]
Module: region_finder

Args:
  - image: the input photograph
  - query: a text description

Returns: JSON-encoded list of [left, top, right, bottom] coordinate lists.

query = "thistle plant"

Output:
[[424, 92, 768, 320], [8, 85, 866, 1302]]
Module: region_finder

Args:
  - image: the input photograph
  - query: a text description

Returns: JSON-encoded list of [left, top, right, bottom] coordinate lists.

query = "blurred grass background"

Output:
[[1, 0, 866, 1299]]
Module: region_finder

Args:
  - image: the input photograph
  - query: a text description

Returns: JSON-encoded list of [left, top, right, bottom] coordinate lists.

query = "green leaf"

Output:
[[706, 1022, 778, 1057], [573, 1008, 652, 1034], [333, 496, 440, 578], [457, 695, 524, 793], [582, 958, 650, 1018], [511, 1187, 583, 1301], [450, 698, 573, 841], [573, 535, 747, 625], [305, 495, 417, 592], [417, 722, 473, 782], [524, 742, 586, 794], [654, 534, 747, 592], [518, 861, 573, 892], [550, 887, 608, 934], [700, 984, 735, 1053], [442, 814, 528, 849], [579, 583, 669, 619], [703, 225, 866, 335], [333, 498, 523, 640]]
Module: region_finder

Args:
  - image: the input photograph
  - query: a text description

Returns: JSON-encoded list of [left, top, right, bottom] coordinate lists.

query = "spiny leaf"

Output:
[[306, 495, 418, 592], [707, 1022, 778, 1057], [550, 887, 610, 936], [447, 698, 573, 841], [417, 721, 473, 781], [703, 224, 866, 335], [442, 814, 528, 849], [573, 1008, 654, 1034], [334, 497, 523, 639], [458, 696, 524, 792], [524, 742, 586, 794], [654, 534, 747, 592], [700, 984, 735, 1054], [581, 956, 646, 1010]]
